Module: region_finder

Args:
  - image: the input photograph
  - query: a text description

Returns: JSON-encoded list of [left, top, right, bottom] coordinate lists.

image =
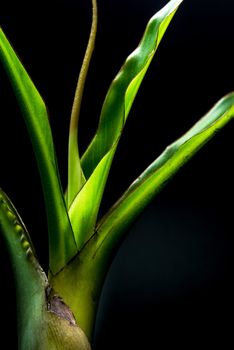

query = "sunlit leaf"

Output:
[[92, 93, 234, 265], [0, 28, 76, 273], [69, 0, 184, 249], [0, 189, 48, 344], [50, 92, 234, 341]]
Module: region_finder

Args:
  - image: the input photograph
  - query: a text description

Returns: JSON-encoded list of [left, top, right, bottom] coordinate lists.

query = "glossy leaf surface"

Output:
[[0, 190, 92, 349], [69, 0, 184, 249], [0, 28, 77, 273], [0, 189, 48, 348], [92, 93, 234, 266], [49, 92, 234, 343]]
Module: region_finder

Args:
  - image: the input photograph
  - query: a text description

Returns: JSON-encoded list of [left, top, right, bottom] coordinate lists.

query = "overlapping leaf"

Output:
[[69, 0, 184, 249], [0, 189, 48, 346], [92, 93, 234, 264], [0, 29, 76, 273]]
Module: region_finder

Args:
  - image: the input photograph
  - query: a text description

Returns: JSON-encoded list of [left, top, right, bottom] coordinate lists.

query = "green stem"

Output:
[[0, 189, 91, 349], [68, 0, 98, 207]]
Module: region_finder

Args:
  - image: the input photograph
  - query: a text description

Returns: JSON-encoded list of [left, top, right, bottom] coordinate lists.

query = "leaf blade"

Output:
[[69, 0, 184, 249], [81, 0, 183, 177], [92, 93, 234, 263], [0, 28, 77, 273], [0, 189, 48, 347]]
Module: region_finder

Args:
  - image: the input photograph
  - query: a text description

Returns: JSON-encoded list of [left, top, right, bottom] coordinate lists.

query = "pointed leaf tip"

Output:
[[68, 0, 184, 249], [92, 92, 234, 270], [0, 28, 77, 273]]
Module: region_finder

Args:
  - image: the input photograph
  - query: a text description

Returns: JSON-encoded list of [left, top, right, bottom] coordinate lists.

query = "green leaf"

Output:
[[0, 189, 48, 347], [69, 146, 116, 249], [52, 93, 234, 340], [69, 0, 184, 249], [81, 0, 183, 177], [91, 92, 234, 267], [0, 190, 91, 349], [0, 28, 76, 273]]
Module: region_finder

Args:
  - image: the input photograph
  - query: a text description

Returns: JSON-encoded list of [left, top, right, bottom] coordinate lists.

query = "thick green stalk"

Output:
[[49, 246, 105, 342], [49, 92, 234, 342], [0, 189, 91, 349], [51, 202, 121, 341]]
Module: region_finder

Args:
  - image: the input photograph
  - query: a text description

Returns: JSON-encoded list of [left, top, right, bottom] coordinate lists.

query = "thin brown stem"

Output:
[[68, 0, 98, 207], [69, 0, 98, 133]]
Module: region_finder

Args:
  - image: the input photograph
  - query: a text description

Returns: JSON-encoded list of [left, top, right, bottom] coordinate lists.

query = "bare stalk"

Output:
[[68, 0, 98, 206]]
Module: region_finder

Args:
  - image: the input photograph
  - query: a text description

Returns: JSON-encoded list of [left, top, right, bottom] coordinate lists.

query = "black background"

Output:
[[0, 0, 234, 348]]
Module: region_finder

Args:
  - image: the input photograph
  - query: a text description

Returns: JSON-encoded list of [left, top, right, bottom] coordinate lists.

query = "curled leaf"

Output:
[[69, 0, 184, 249]]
